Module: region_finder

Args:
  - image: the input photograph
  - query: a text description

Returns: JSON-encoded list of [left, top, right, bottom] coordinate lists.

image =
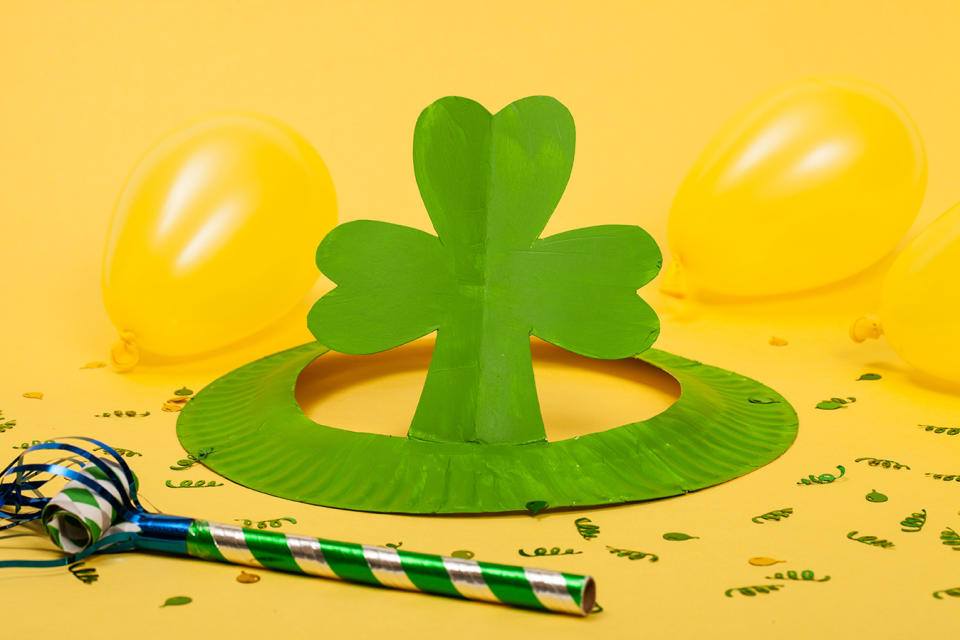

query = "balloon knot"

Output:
[[110, 331, 140, 372], [850, 315, 884, 343]]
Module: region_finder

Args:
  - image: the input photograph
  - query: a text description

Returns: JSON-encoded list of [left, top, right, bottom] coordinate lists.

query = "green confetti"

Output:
[[518, 546, 581, 557], [857, 373, 882, 381], [663, 532, 698, 541], [451, 550, 475, 559], [941, 527, 960, 551], [752, 507, 793, 524], [900, 509, 926, 533], [606, 545, 658, 562], [925, 472, 960, 482], [817, 396, 856, 409], [847, 530, 895, 548], [855, 457, 909, 470], [765, 569, 830, 582], [725, 584, 784, 597], [920, 424, 960, 436], [816, 401, 846, 410], [865, 489, 888, 503], [797, 465, 845, 485], [174, 387, 194, 396], [574, 516, 600, 540], [748, 396, 780, 405], [160, 596, 192, 607], [165, 479, 223, 488], [525, 500, 549, 515], [68, 561, 98, 584]]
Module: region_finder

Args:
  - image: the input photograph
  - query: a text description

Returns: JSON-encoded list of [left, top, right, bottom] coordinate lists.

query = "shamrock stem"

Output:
[[409, 327, 546, 445]]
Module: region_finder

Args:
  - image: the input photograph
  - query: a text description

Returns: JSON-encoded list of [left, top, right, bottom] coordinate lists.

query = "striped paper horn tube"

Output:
[[0, 439, 596, 616], [186, 519, 594, 615]]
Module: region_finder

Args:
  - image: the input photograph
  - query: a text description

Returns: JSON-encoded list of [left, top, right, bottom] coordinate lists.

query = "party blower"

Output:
[[0, 439, 594, 616]]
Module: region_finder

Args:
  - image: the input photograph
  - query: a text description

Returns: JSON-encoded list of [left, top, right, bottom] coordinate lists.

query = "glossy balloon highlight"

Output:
[[666, 77, 926, 297], [102, 113, 337, 368]]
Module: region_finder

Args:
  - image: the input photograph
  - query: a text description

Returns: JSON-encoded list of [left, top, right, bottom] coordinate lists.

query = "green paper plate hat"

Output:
[[177, 96, 797, 514]]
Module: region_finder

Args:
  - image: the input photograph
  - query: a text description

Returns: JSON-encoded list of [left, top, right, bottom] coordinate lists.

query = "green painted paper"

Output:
[[177, 341, 798, 513], [308, 96, 660, 445]]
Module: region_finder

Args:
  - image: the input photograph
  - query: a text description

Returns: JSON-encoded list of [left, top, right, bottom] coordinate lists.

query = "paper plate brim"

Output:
[[176, 342, 797, 514]]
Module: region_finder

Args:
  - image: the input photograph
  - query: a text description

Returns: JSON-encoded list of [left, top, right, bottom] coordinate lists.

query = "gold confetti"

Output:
[[166, 396, 190, 404], [768, 336, 789, 346], [162, 402, 184, 413], [22, 392, 43, 400], [80, 361, 107, 369], [748, 556, 785, 566], [237, 571, 261, 584]]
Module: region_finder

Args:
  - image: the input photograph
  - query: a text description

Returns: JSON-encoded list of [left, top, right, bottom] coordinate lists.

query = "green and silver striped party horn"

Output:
[[0, 439, 595, 616], [187, 519, 594, 614]]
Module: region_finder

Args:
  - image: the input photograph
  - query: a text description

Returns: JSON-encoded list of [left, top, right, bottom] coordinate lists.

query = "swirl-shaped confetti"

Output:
[[68, 561, 98, 584], [96, 410, 150, 418], [235, 517, 297, 529], [933, 587, 960, 599], [164, 479, 224, 488], [900, 509, 927, 533], [846, 530, 894, 549], [169, 447, 214, 471], [765, 570, 830, 582], [519, 547, 581, 558], [574, 517, 600, 540], [797, 465, 845, 485], [605, 546, 658, 562], [940, 527, 960, 551], [854, 457, 910, 470], [920, 425, 960, 436], [925, 473, 960, 482], [752, 508, 793, 524], [724, 584, 784, 597], [93, 447, 141, 458], [11, 439, 54, 450]]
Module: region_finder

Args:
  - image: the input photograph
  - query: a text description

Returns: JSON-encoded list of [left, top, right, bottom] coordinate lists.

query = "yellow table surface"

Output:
[[3, 1, 960, 637]]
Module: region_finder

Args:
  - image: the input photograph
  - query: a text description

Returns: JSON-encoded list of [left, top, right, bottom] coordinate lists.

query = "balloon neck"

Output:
[[850, 315, 884, 343], [660, 261, 688, 299], [110, 331, 140, 372]]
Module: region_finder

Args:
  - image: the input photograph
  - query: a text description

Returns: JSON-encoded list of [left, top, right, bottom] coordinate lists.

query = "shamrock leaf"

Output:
[[309, 96, 661, 445]]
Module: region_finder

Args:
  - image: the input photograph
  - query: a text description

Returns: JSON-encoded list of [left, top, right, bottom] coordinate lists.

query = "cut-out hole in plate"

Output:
[[296, 336, 679, 440]]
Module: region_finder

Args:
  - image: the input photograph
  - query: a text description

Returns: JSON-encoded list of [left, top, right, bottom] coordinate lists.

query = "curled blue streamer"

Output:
[[0, 438, 192, 568]]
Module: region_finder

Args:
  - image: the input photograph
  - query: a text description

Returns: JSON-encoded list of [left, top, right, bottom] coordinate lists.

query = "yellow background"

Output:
[[3, 0, 960, 636]]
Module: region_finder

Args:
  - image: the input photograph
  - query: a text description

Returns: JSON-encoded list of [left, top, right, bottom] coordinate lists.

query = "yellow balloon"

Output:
[[102, 113, 337, 367], [856, 203, 960, 384], [666, 77, 926, 297]]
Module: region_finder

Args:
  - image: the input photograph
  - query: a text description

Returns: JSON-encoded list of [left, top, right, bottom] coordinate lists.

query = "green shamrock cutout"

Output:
[[176, 95, 798, 514], [309, 96, 660, 445]]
